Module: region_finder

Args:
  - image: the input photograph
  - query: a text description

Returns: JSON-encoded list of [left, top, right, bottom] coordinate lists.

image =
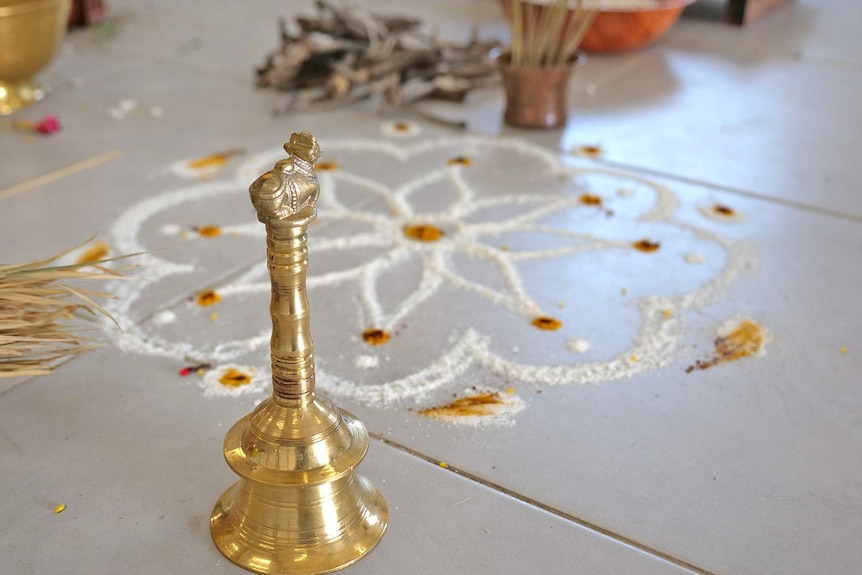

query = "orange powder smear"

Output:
[[75, 241, 110, 264], [575, 145, 603, 157], [196, 290, 221, 307], [633, 239, 660, 252], [362, 329, 390, 346], [420, 393, 506, 420], [219, 368, 252, 388], [403, 224, 444, 242], [686, 319, 767, 373], [447, 156, 472, 166], [187, 149, 244, 170], [532, 316, 563, 330], [714, 204, 736, 216], [197, 225, 221, 238], [315, 161, 339, 171], [579, 193, 603, 206]]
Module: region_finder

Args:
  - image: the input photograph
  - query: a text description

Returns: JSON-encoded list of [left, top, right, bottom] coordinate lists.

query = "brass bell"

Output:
[[210, 132, 388, 574]]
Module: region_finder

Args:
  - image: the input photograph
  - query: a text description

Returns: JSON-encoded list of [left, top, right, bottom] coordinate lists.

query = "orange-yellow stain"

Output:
[[187, 149, 244, 170], [505, 387, 515, 394], [686, 319, 766, 373], [579, 193, 603, 206], [362, 328, 390, 346], [438, 461, 450, 469], [75, 241, 110, 264], [633, 239, 661, 253], [394, 122, 412, 132], [663, 309, 673, 318], [219, 368, 252, 388], [197, 225, 221, 238], [196, 290, 221, 307], [54, 504, 66, 514], [713, 204, 736, 216], [421, 393, 506, 420], [575, 145, 603, 157], [532, 316, 562, 330], [314, 160, 339, 171], [447, 156, 472, 166], [403, 224, 444, 242], [840, 346, 848, 354]]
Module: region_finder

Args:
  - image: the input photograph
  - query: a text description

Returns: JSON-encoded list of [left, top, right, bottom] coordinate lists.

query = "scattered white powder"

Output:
[[151, 310, 178, 325], [160, 223, 183, 236], [685, 253, 706, 264], [353, 355, 379, 369], [566, 338, 591, 353]]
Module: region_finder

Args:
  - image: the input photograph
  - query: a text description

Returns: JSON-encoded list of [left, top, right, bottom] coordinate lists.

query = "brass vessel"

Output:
[[210, 133, 388, 575], [0, 0, 71, 115]]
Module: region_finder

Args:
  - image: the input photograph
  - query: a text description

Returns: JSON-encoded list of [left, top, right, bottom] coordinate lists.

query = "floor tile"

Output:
[[0, 347, 693, 575]]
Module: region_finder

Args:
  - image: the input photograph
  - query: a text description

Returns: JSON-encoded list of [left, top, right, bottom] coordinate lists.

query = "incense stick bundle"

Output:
[[508, 0, 597, 67], [0, 245, 128, 378]]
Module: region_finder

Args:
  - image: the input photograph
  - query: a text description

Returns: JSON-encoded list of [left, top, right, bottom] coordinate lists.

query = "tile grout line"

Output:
[[371, 432, 721, 575], [588, 156, 862, 225]]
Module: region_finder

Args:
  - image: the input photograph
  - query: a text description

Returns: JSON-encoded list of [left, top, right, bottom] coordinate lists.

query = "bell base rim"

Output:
[[210, 481, 388, 575], [0, 79, 45, 116]]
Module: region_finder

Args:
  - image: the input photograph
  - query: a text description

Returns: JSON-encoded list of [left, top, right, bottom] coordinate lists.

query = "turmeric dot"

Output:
[[209, 313, 219, 321], [713, 204, 735, 216], [633, 239, 660, 253], [54, 504, 66, 514], [500, 245, 510, 252], [219, 368, 252, 388], [75, 241, 110, 264], [532, 316, 562, 330], [579, 193, 603, 206], [505, 387, 515, 394], [197, 225, 221, 238], [557, 302, 565, 309], [187, 149, 243, 170], [315, 161, 338, 171], [447, 156, 472, 166], [403, 224, 444, 242], [575, 145, 603, 157], [196, 290, 221, 307], [663, 309, 673, 318], [840, 346, 848, 354], [630, 355, 638, 362], [362, 329, 390, 346], [394, 122, 412, 132], [438, 462, 450, 469]]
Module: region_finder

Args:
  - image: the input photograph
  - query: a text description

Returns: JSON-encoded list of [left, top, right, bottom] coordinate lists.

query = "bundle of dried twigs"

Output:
[[507, 0, 597, 67], [0, 245, 126, 378], [257, 1, 502, 116]]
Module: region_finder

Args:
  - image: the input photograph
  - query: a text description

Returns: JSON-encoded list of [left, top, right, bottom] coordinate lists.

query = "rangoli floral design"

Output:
[[101, 123, 756, 423]]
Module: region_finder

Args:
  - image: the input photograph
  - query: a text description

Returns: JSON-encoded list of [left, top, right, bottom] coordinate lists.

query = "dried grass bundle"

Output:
[[508, 0, 597, 67], [0, 244, 128, 378]]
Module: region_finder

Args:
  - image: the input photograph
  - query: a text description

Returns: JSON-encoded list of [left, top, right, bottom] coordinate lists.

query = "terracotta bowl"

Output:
[[581, 1, 695, 53], [498, 0, 695, 54]]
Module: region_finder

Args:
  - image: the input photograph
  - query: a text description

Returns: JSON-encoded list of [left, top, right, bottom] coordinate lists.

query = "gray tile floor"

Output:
[[2, 1, 861, 574]]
